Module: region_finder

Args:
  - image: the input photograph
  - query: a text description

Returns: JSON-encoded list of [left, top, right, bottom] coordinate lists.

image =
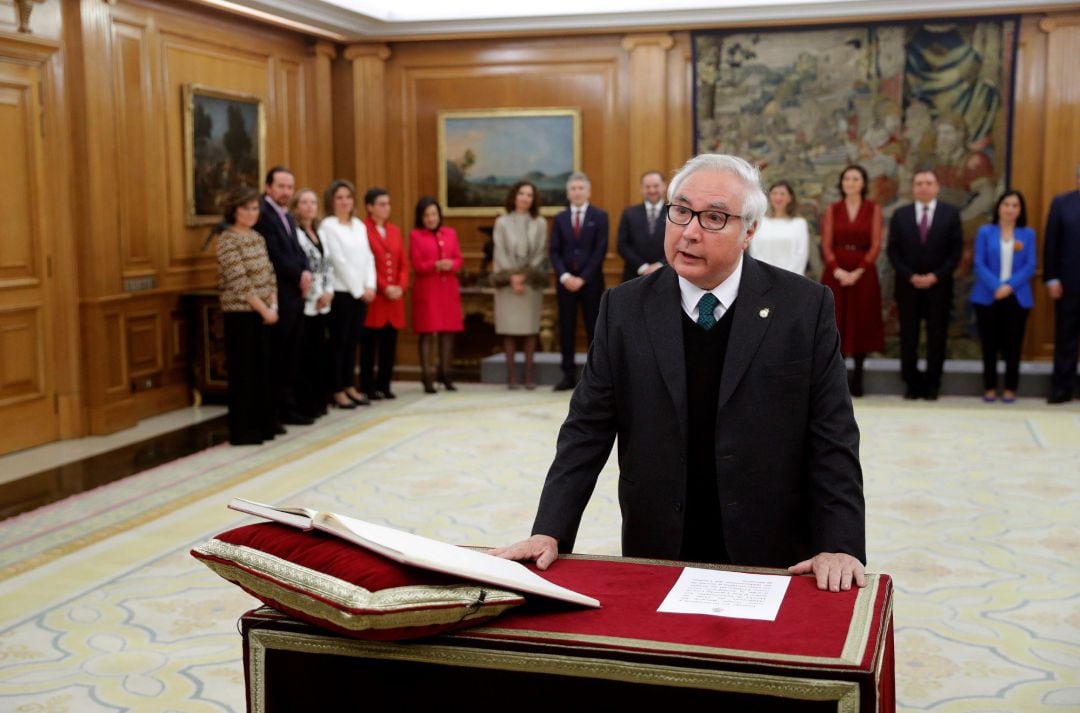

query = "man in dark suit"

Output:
[[886, 169, 963, 400], [550, 172, 609, 391], [1043, 163, 1080, 404], [617, 170, 667, 282], [254, 166, 313, 426], [494, 154, 866, 593]]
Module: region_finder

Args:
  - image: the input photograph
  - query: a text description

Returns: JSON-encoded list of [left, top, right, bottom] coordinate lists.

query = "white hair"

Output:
[[667, 154, 768, 237], [566, 171, 590, 190]]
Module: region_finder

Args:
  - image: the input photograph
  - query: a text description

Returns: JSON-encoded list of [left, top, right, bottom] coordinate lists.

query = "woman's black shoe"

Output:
[[423, 381, 437, 394], [441, 381, 457, 391]]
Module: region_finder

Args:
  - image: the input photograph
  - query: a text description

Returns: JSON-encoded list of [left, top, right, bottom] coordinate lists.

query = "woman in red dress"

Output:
[[410, 197, 464, 394], [821, 164, 885, 396]]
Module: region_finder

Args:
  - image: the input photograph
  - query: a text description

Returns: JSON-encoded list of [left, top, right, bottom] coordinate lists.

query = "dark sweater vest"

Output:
[[680, 301, 736, 563]]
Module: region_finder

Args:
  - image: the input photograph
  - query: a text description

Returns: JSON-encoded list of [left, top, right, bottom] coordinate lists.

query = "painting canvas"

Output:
[[694, 18, 1016, 357], [184, 85, 265, 226], [439, 109, 581, 216]]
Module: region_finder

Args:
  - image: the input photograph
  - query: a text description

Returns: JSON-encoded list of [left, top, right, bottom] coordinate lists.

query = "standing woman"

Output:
[[319, 179, 376, 408], [360, 188, 409, 400], [821, 164, 885, 396], [215, 186, 279, 445], [291, 188, 334, 418], [410, 196, 464, 393], [492, 181, 548, 389], [969, 191, 1036, 402], [749, 180, 810, 275]]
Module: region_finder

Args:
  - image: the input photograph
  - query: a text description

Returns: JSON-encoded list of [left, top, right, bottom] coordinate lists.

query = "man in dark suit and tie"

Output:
[[494, 154, 866, 593], [886, 169, 963, 400], [550, 172, 609, 391], [254, 166, 313, 426], [1044, 163, 1080, 404], [617, 170, 667, 282]]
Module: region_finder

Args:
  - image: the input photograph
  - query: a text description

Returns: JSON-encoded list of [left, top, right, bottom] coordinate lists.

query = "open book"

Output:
[[229, 498, 600, 608]]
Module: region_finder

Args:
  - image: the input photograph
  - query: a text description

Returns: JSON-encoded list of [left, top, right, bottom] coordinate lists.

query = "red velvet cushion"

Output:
[[192, 522, 525, 640]]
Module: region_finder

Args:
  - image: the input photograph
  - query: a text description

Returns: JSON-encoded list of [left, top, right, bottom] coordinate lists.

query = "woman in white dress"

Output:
[[492, 181, 548, 389], [748, 181, 809, 275]]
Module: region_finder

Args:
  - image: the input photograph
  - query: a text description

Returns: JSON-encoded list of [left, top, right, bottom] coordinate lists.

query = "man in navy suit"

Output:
[[1044, 163, 1080, 404], [617, 170, 667, 282], [494, 154, 865, 592], [550, 172, 609, 391], [887, 169, 963, 400], [254, 166, 313, 426]]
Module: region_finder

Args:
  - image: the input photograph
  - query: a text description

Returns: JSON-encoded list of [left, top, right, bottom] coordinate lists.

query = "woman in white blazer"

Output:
[[318, 179, 376, 408]]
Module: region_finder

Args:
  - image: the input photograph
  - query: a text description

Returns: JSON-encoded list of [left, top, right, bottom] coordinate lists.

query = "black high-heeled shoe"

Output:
[[422, 380, 437, 394], [441, 380, 457, 391]]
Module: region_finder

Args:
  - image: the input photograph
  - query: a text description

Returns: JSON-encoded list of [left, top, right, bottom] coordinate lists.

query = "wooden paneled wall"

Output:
[[61, 0, 334, 436]]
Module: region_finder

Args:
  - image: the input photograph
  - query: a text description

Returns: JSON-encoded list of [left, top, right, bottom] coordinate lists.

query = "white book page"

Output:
[[657, 568, 790, 621], [314, 512, 600, 608]]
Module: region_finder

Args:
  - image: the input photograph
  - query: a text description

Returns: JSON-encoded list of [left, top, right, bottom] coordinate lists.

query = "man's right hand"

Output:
[[1048, 282, 1064, 301], [489, 535, 559, 570]]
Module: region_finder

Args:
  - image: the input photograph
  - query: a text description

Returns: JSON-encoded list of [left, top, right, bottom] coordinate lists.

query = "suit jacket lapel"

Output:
[[645, 270, 688, 447], [717, 256, 774, 410]]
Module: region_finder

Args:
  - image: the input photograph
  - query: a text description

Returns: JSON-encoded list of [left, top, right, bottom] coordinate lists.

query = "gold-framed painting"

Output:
[[183, 84, 266, 226], [438, 108, 581, 217]]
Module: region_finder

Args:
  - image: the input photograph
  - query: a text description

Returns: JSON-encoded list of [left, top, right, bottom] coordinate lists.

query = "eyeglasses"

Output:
[[663, 204, 743, 232]]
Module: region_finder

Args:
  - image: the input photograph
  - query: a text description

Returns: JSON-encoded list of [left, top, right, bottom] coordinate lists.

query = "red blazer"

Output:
[[409, 226, 464, 333], [363, 217, 410, 329]]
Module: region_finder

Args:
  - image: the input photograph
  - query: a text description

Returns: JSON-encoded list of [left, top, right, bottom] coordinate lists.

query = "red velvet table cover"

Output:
[[242, 554, 894, 713]]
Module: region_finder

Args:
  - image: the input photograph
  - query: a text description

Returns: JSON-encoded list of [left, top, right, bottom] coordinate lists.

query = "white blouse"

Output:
[[318, 217, 376, 298], [749, 216, 810, 275]]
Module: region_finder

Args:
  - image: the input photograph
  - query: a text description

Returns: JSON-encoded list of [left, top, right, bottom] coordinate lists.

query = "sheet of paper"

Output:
[[657, 567, 791, 621]]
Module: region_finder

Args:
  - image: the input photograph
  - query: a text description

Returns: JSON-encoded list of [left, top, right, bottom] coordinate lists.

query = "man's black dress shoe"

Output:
[[903, 388, 920, 400], [922, 389, 939, 401], [272, 423, 287, 435], [383, 389, 397, 399], [553, 376, 576, 392], [1047, 391, 1073, 404]]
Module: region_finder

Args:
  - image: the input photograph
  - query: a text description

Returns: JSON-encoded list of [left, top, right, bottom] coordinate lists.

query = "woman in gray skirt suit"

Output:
[[492, 181, 548, 389]]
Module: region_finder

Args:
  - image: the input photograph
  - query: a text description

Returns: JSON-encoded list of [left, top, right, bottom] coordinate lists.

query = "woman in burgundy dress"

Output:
[[410, 197, 464, 393], [821, 164, 885, 396]]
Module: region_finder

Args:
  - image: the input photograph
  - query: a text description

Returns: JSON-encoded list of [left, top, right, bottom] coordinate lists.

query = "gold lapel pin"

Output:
[[759, 307, 770, 318]]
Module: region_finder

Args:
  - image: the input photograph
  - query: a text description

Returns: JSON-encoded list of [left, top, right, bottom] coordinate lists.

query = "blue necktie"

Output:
[[697, 293, 719, 330]]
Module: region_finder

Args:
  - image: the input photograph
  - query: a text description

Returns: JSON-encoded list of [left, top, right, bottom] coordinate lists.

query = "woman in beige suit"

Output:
[[492, 181, 548, 389]]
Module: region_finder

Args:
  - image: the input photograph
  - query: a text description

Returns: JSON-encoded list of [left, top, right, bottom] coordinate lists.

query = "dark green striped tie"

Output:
[[697, 293, 719, 330]]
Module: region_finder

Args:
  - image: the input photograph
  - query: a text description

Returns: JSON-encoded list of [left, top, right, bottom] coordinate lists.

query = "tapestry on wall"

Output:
[[694, 18, 1017, 358]]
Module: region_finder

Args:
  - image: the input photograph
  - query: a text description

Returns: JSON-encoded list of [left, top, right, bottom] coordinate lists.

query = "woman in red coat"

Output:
[[410, 196, 464, 393], [360, 188, 409, 400], [821, 164, 885, 397]]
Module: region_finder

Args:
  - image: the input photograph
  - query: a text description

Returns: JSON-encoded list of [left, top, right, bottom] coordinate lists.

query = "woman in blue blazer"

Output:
[[969, 191, 1036, 402]]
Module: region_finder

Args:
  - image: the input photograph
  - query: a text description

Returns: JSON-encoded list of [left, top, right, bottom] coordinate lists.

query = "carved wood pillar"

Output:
[[344, 43, 391, 192], [310, 41, 337, 192], [622, 33, 674, 193]]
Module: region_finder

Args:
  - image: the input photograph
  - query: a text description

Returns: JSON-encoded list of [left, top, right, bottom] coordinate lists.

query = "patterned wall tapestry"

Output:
[[694, 19, 1017, 357]]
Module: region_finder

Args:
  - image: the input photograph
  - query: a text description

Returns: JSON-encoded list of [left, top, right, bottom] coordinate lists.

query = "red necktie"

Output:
[[918, 206, 929, 245], [573, 210, 581, 237]]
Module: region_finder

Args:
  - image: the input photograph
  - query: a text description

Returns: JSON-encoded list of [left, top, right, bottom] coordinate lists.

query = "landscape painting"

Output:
[[183, 84, 265, 226], [439, 109, 581, 216]]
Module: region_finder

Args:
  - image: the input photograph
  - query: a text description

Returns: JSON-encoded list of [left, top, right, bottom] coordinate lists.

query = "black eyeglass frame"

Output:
[[663, 203, 744, 232]]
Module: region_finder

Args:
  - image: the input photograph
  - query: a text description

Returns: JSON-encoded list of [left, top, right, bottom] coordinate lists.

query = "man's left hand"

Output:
[[788, 552, 866, 592]]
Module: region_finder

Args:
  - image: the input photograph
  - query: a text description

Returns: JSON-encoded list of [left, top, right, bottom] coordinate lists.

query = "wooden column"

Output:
[[622, 33, 674, 192], [309, 41, 337, 192], [344, 43, 391, 192]]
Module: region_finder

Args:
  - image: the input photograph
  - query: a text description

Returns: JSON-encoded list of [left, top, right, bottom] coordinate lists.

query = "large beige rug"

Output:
[[0, 386, 1077, 711]]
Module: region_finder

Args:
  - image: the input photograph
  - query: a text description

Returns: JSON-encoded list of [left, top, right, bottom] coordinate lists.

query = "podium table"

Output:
[[240, 554, 894, 712]]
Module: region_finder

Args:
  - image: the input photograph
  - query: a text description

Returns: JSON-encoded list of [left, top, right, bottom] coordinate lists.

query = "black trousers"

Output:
[[974, 296, 1029, 391], [556, 279, 603, 376], [360, 325, 398, 394], [269, 300, 305, 418], [896, 281, 952, 392], [297, 312, 332, 416], [328, 292, 365, 392], [223, 312, 276, 445], [1052, 289, 1080, 395]]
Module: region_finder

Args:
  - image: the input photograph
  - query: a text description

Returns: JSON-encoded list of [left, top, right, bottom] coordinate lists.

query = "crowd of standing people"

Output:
[[215, 158, 1080, 444]]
